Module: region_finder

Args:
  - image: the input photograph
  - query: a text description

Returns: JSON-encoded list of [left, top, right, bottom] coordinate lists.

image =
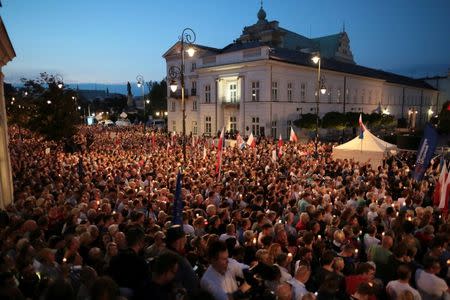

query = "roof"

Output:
[[268, 47, 436, 90], [334, 127, 396, 152], [312, 33, 341, 59]]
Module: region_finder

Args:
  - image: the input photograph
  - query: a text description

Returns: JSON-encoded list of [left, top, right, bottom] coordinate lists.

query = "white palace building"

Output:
[[164, 6, 438, 139]]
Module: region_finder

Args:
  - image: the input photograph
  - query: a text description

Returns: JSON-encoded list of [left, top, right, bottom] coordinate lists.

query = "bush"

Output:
[[322, 112, 346, 130], [293, 113, 318, 130]]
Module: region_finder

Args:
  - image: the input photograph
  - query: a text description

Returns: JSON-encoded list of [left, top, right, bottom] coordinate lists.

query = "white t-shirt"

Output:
[[415, 269, 448, 299], [386, 280, 421, 300], [200, 258, 248, 300]]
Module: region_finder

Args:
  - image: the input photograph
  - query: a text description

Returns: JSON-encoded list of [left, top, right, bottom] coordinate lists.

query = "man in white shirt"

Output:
[[386, 265, 421, 300], [200, 240, 250, 300], [274, 252, 292, 283], [288, 263, 311, 300], [415, 256, 449, 300]]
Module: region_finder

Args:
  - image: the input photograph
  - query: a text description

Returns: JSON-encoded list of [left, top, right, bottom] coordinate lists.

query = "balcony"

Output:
[[221, 97, 240, 108]]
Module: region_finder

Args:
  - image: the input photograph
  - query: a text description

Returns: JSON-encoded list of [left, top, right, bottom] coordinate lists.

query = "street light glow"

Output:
[[170, 80, 178, 93], [312, 55, 320, 64], [47, 100, 52, 104], [156, 112, 160, 116], [146, 99, 150, 104], [186, 47, 195, 57]]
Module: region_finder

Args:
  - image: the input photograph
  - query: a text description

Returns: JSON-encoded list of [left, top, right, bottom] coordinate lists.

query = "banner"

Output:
[[172, 171, 183, 225], [413, 123, 438, 181]]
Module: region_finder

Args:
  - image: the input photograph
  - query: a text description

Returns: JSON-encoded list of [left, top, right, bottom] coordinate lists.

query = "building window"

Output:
[[205, 84, 211, 103], [230, 83, 237, 102], [251, 81, 260, 102], [170, 101, 176, 112], [271, 121, 277, 138], [300, 83, 306, 102], [287, 82, 293, 102], [191, 62, 196, 72], [192, 100, 197, 111], [368, 90, 373, 104], [192, 121, 198, 135], [353, 89, 357, 103], [230, 116, 237, 132], [271, 81, 278, 101], [361, 89, 365, 103], [337, 88, 341, 103], [205, 116, 212, 136], [251, 117, 260, 136], [172, 120, 176, 132]]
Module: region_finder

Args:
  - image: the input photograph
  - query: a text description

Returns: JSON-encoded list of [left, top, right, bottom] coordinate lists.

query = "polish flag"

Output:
[[247, 132, 256, 148], [359, 114, 366, 139], [290, 127, 298, 143], [434, 159, 447, 206], [215, 127, 225, 174], [278, 134, 283, 158], [236, 133, 244, 149], [437, 161, 449, 211]]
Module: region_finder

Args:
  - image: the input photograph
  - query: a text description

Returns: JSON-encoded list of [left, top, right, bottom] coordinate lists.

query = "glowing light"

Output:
[[186, 47, 196, 57], [311, 55, 320, 64]]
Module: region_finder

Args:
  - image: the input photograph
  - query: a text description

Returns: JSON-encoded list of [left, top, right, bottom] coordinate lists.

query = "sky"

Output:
[[1, 0, 450, 89]]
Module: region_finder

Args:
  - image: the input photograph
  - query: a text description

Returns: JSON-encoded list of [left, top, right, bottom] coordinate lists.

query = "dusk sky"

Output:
[[2, 0, 450, 87]]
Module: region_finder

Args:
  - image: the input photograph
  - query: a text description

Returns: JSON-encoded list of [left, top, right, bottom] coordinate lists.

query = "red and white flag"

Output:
[[236, 133, 244, 149], [215, 127, 225, 174], [436, 161, 449, 211], [290, 127, 298, 143], [247, 132, 256, 148], [278, 134, 283, 158], [434, 161, 447, 206]]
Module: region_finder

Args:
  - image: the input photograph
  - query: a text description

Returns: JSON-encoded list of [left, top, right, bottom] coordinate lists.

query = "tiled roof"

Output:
[[268, 47, 436, 90]]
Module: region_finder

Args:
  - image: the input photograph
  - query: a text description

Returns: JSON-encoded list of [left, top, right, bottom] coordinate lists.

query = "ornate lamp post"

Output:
[[136, 75, 147, 127], [168, 28, 196, 166], [311, 54, 326, 158]]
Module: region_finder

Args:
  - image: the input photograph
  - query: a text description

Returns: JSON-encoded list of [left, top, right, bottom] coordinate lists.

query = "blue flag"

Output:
[[172, 171, 183, 225], [413, 123, 438, 181]]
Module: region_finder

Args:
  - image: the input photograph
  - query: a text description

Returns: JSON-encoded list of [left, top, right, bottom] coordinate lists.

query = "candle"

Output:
[[196, 213, 199, 218], [355, 249, 359, 254], [318, 235, 322, 240], [288, 253, 293, 258], [253, 237, 257, 245], [359, 230, 362, 235], [382, 232, 385, 236], [407, 216, 412, 221], [63, 257, 67, 263]]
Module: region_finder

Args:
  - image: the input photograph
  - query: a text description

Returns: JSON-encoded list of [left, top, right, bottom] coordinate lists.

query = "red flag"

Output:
[[434, 161, 447, 206], [247, 132, 256, 148], [278, 134, 283, 158], [215, 127, 225, 174], [290, 127, 298, 142]]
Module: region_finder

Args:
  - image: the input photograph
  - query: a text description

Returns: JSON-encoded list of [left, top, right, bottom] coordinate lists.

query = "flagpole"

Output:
[[218, 136, 224, 181]]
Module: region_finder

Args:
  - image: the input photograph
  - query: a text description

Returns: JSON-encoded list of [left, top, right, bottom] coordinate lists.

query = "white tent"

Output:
[[332, 128, 396, 168]]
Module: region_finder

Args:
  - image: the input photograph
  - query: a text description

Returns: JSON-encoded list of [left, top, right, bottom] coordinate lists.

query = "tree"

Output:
[[148, 79, 167, 116], [15, 73, 82, 141], [322, 112, 346, 130], [293, 113, 318, 130]]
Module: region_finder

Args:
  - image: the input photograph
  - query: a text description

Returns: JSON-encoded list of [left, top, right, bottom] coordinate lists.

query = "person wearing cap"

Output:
[[163, 225, 199, 294]]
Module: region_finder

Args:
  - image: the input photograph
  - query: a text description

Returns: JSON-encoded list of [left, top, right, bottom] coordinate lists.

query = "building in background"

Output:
[[0, 16, 16, 209], [421, 70, 450, 113], [164, 6, 438, 138]]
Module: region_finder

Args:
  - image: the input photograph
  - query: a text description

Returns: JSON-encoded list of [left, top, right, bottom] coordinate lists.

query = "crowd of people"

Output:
[[1, 124, 449, 300]]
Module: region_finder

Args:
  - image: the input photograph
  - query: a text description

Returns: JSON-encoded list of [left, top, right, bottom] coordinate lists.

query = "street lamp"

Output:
[[168, 27, 196, 166], [311, 54, 326, 158], [55, 74, 64, 89], [136, 75, 147, 126]]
